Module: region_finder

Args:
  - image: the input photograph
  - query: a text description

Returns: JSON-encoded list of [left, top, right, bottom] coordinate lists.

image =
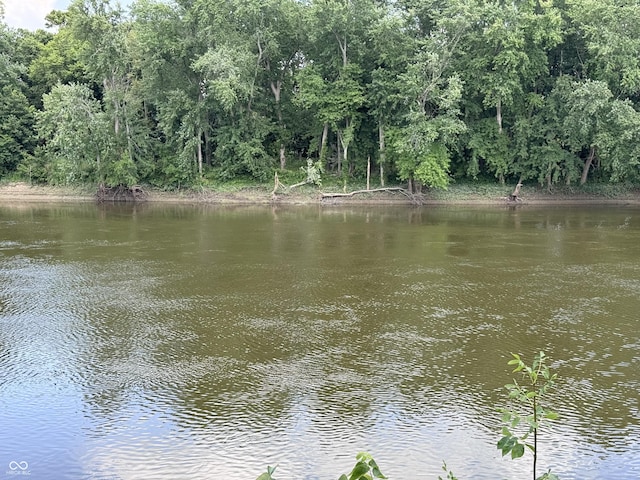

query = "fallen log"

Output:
[[321, 187, 410, 198], [321, 187, 424, 204]]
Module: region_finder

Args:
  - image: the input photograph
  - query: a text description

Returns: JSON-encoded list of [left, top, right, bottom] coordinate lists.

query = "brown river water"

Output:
[[0, 202, 638, 479]]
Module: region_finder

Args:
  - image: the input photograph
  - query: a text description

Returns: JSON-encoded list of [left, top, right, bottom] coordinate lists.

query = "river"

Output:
[[0, 202, 638, 479]]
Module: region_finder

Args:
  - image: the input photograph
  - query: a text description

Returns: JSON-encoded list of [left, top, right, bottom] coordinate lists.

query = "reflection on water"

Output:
[[0, 203, 639, 479]]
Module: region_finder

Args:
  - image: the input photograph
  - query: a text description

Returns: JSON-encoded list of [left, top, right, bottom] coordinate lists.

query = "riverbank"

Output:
[[0, 181, 639, 206]]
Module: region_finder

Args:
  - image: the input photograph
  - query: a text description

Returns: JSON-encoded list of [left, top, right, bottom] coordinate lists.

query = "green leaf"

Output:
[[371, 466, 386, 479], [256, 465, 277, 480], [355, 452, 372, 462], [498, 436, 517, 456], [497, 436, 510, 450], [538, 471, 560, 480], [511, 443, 525, 459], [348, 462, 370, 479]]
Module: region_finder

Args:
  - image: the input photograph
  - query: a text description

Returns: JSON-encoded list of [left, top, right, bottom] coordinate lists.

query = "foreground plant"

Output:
[[438, 461, 458, 480], [255, 465, 277, 480], [338, 452, 386, 480], [255, 452, 385, 480], [497, 351, 559, 480]]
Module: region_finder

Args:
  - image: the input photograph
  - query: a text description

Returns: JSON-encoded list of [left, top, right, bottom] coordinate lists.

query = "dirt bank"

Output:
[[0, 181, 639, 206]]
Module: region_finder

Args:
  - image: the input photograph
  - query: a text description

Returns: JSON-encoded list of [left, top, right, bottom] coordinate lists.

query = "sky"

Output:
[[2, 0, 133, 31]]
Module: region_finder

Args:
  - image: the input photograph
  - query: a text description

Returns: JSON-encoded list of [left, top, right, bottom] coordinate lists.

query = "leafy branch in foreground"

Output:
[[497, 351, 559, 480], [338, 452, 386, 480], [438, 461, 458, 480]]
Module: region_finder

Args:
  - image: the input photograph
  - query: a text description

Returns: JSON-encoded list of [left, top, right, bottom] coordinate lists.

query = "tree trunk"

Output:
[[378, 122, 385, 187], [105, 74, 120, 136], [337, 130, 343, 175], [580, 145, 596, 185], [248, 35, 265, 113], [271, 79, 286, 170], [367, 155, 371, 190], [335, 33, 347, 68], [125, 116, 133, 163], [204, 129, 212, 166], [339, 121, 350, 174], [496, 97, 503, 134], [197, 129, 203, 176], [320, 123, 329, 163]]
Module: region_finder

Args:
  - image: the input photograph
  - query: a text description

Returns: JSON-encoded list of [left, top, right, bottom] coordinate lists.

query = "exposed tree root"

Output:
[[96, 184, 147, 202]]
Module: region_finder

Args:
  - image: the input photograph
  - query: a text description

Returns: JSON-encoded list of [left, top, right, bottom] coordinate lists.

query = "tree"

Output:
[[0, 23, 36, 177], [459, 0, 563, 182], [391, 1, 470, 190], [604, 98, 640, 183], [0, 85, 35, 176], [68, 0, 148, 186], [557, 78, 615, 185], [28, 10, 90, 108], [366, 5, 414, 186], [508, 90, 581, 188], [132, 0, 264, 182], [231, 0, 304, 170], [37, 83, 110, 185], [298, 0, 374, 175], [568, 0, 640, 98]]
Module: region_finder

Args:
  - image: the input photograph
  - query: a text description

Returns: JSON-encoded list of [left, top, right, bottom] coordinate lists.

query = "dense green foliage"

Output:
[[2, 0, 640, 189]]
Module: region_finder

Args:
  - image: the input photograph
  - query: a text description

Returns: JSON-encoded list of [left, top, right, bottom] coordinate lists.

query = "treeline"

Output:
[[2, 0, 640, 191]]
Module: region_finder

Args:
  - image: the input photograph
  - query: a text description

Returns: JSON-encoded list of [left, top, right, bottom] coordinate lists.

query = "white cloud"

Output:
[[2, 0, 61, 31]]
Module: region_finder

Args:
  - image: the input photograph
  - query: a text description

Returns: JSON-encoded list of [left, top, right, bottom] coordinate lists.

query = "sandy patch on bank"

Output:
[[0, 182, 95, 202]]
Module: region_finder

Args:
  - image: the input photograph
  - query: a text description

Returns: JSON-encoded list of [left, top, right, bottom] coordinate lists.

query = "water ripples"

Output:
[[2, 206, 640, 479]]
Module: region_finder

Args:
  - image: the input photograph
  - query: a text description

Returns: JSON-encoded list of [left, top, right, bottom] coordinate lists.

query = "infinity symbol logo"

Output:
[[8, 461, 28, 471]]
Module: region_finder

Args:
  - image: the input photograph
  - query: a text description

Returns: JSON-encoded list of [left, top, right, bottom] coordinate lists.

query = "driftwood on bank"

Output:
[[271, 172, 286, 198], [508, 182, 523, 202], [321, 187, 408, 198], [271, 171, 422, 204], [321, 187, 423, 204], [271, 172, 314, 200]]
